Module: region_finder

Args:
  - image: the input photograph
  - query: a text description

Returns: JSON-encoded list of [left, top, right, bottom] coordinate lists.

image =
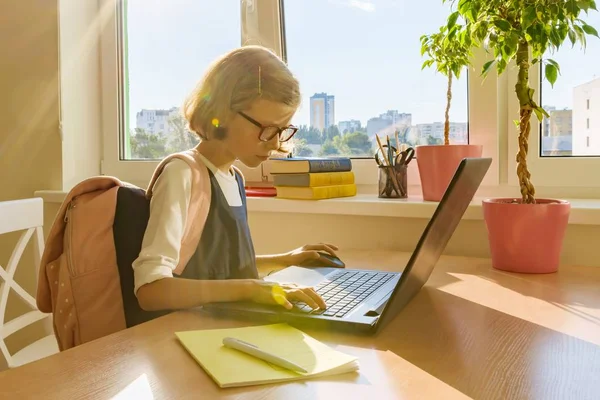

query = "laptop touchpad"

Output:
[[266, 266, 337, 287]]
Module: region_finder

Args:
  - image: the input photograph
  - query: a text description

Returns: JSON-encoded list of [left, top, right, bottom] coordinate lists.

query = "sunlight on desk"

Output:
[[310, 349, 470, 400], [111, 374, 154, 400], [439, 272, 600, 346]]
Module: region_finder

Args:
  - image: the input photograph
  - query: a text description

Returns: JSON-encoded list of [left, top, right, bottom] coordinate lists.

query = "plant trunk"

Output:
[[444, 71, 452, 146], [515, 41, 536, 204]]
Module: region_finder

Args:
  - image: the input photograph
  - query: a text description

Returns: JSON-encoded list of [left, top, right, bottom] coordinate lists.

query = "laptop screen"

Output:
[[374, 157, 492, 333]]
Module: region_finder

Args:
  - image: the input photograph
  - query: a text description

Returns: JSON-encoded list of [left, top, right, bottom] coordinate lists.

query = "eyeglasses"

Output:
[[238, 111, 298, 142]]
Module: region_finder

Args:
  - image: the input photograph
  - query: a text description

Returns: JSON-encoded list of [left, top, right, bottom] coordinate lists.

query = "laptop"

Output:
[[204, 157, 492, 335]]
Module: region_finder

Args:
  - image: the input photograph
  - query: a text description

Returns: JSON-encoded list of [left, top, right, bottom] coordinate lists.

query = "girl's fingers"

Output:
[[289, 289, 322, 310], [304, 243, 339, 257], [319, 244, 338, 258], [304, 287, 327, 309], [270, 285, 293, 309]]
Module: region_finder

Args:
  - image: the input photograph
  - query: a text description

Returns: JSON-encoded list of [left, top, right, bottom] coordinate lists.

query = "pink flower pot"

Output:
[[416, 144, 483, 201], [482, 198, 571, 273]]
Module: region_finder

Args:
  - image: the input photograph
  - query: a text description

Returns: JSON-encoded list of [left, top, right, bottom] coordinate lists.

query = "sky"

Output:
[[126, 0, 600, 130]]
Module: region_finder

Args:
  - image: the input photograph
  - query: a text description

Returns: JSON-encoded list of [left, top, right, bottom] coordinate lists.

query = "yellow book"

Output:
[[272, 171, 355, 187], [175, 323, 359, 388], [275, 183, 357, 200]]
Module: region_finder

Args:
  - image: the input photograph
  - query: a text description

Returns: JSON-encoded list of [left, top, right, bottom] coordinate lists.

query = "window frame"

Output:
[[505, 60, 600, 190]]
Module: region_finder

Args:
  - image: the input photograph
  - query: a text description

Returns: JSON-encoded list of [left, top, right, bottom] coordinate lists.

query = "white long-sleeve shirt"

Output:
[[131, 153, 242, 295]]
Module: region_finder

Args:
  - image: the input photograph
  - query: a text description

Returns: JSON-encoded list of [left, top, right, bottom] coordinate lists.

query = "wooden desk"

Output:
[[1, 251, 600, 399]]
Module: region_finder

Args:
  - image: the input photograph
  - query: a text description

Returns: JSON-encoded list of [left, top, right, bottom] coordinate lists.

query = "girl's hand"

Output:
[[280, 243, 340, 267], [249, 280, 326, 310]]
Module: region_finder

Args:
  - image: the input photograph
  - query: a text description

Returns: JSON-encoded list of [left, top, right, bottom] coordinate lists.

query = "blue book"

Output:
[[269, 157, 352, 174]]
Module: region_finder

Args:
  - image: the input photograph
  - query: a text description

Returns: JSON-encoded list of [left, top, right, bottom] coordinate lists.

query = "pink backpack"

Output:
[[36, 149, 216, 351]]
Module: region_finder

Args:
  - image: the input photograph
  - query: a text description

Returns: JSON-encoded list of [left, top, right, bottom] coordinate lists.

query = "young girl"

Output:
[[131, 45, 341, 320]]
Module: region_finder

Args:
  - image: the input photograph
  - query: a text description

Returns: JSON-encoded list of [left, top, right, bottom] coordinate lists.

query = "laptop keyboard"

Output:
[[291, 270, 396, 318]]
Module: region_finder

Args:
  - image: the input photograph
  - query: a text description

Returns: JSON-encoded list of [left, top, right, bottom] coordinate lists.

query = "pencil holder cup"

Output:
[[378, 164, 408, 198]]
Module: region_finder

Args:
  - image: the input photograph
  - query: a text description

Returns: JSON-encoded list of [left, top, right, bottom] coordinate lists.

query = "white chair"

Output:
[[0, 197, 59, 368]]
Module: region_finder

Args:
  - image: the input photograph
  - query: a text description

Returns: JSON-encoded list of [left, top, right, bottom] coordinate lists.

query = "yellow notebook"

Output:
[[272, 171, 355, 187], [175, 323, 359, 388], [275, 183, 357, 200]]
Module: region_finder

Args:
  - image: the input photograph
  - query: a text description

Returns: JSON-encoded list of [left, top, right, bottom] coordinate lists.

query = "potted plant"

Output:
[[458, 0, 598, 273], [419, 19, 483, 201]]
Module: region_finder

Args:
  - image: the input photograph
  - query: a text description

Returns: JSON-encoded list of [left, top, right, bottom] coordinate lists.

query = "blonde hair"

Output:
[[183, 46, 301, 148]]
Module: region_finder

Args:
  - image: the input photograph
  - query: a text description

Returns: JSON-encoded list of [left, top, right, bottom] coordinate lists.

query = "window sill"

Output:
[[246, 193, 600, 225], [35, 188, 600, 226]]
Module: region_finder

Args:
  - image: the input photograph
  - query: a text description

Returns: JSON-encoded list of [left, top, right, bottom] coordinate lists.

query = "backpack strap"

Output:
[[144, 150, 212, 275], [146, 152, 192, 199]]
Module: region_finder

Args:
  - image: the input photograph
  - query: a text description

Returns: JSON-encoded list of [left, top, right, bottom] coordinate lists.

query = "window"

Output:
[[282, 0, 468, 159], [98, 0, 495, 189], [540, 11, 600, 158], [121, 0, 241, 160]]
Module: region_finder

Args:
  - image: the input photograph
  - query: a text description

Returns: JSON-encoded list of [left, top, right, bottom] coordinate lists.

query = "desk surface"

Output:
[[1, 251, 600, 400]]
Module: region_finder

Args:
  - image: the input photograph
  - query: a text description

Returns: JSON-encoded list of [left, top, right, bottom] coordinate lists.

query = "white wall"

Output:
[[58, 0, 103, 191], [248, 212, 600, 268]]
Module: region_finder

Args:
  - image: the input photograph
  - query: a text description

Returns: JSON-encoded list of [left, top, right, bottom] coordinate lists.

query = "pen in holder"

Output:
[[374, 134, 414, 199], [378, 164, 408, 198]]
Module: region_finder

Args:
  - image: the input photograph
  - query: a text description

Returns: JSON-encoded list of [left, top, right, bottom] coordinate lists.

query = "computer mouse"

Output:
[[300, 252, 345, 268]]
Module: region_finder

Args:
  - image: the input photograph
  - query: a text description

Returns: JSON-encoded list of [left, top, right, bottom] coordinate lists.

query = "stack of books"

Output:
[[269, 157, 357, 200]]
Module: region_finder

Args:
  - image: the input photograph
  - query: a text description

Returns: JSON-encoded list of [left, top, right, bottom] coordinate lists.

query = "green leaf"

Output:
[[582, 23, 600, 38], [448, 25, 459, 40], [466, 8, 477, 23], [447, 11, 459, 30], [451, 65, 462, 79], [546, 58, 560, 73], [507, 31, 519, 51], [533, 107, 543, 122], [566, 0, 578, 15], [575, 24, 588, 47], [545, 63, 559, 87], [458, 0, 471, 15], [497, 58, 508, 75], [522, 6, 537, 29], [463, 29, 472, 47], [577, 0, 590, 11], [458, 29, 467, 45], [421, 59, 434, 70], [568, 29, 577, 46], [559, 23, 569, 42], [549, 29, 562, 48], [577, 0, 591, 11], [502, 43, 515, 59], [482, 59, 496, 76], [493, 19, 511, 32], [540, 107, 551, 118]]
